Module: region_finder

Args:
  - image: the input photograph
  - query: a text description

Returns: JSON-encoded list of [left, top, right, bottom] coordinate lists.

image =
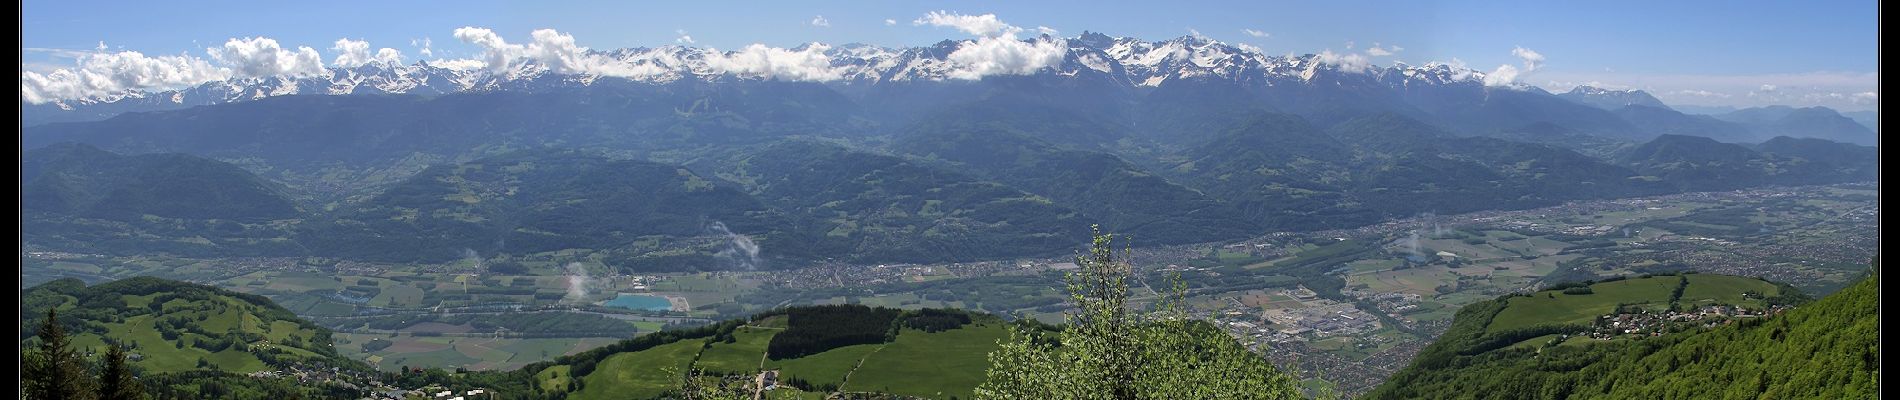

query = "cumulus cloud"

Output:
[[1484, 64, 1520, 86], [675, 29, 695, 44], [1512, 46, 1544, 72], [446, 26, 841, 81], [1366, 42, 1400, 57], [1316, 49, 1372, 73], [1037, 26, 1058, 36], [331, 38, 403, 68], [412, 37, 434, 57], [705, 43, 843, 81], [20, 47, 229, 103], [945, 36, 1065, 79], [21, 35, 388, 103], [207, 37, 329, 78], [1482, 46, 1544, 86], [885, 19, 897, 26], [451, 27, 669, 78], [1243, 29, 1269, 38], [912, 11, 1063, 80], [913, 10, 1016, 37], [810, 15, 829, 27]]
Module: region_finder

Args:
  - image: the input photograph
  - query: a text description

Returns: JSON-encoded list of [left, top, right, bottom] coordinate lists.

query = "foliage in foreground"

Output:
[[975, 227, 1306, 399]]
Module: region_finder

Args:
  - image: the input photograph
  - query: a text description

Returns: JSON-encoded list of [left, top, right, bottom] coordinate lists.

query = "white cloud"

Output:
[[1037, 26, 1058, 36], [332, 38, 403, 68], [20, 47, 229, 103], [451, 27, 667, 78], [1512, 46, 1544, 72], [1188, 28, 1204, 38], [1366, 42, 1400, 57], [207, 37, 329, 79], [1854, 91, 1876, 100], [884, 19, 897, 26], [913, 11, 1017, 37], [1235, 43, 1264, 54], [944, 36, 1065, 79], [1669, 89, 1728, 98], [1759, 84, 1778, 92], [911, 11, 1062, 80], [1484, 64, 1520, 86], [1316, 49, 1371, 73], [22, 47, 93, 59], [1243, 29, 1269, 38], [675, 29, 695, 44], [705, 43, 843, 81], [412, 37, 434, 57], [1481, 46, 1545, 86], [810, 15, 830, 27], [426, 58, 485, 71]]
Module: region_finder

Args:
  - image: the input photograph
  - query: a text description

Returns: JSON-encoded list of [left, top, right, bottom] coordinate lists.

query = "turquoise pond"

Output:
[[601, 293, 672, 311]]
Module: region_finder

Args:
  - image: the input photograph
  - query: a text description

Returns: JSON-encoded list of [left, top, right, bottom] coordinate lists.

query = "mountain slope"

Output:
[[1366, 269, 1877, 399], [1557, 86, 1670, 111], [895, 109, 1260, 244], [21, 277, 363, 374], [22, 143, 300, 221], [304, 149, 792, 265], [694, 140, 1092, 263], [1616, 134, 1874, 191], [20, 144, 309, 258], [1717, 106, 1878, 145]]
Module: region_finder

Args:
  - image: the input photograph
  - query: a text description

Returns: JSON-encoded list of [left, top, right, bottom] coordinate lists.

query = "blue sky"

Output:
[[20, 0, 1879, 110]]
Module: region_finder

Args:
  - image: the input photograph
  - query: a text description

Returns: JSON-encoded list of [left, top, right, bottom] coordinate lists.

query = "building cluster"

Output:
[[1585, 304, 1791, 340]]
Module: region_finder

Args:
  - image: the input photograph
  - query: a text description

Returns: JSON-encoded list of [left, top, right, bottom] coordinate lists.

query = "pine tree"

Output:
[[97, 344, 146, 400], [24, 308, 96, 400]]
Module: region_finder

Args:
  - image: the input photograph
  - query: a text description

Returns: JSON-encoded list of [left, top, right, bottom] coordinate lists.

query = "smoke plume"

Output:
[[707, 221, 762, 270], [563, 262, 591, 303]]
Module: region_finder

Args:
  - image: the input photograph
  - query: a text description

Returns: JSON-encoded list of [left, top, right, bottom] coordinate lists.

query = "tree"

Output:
[[975, 227, 1306, 399], [97, 344, 147, 400], [24, 308, 96, 400]]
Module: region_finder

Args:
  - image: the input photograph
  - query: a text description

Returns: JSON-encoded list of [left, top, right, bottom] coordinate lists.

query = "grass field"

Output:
[[765, 343, 883, 390], [843, 323, 1009, 399], [1485, 274, 1773, 334], [694, 326, 778, 374], [1679, 274, 1778, 308], [53, 293, 330, 374], [570, 340, 704, 400], [1488, 276, 1679, 333], [339, 333, 620, 371]]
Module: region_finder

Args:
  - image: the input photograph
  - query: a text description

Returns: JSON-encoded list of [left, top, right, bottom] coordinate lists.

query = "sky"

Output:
[[20, 0, 1879, 110]]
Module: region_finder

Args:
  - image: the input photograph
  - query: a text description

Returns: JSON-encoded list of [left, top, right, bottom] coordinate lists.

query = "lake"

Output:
[[602, 293, 672, 311]]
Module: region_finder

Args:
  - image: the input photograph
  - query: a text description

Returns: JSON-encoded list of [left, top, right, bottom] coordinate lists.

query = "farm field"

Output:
[[1484, 274, 1773, 333], [337, 333, 620, 371], [844, 323, 1010, 399]]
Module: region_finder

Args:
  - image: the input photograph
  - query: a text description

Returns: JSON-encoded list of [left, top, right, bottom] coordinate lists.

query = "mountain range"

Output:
[[16, 33, 1881, 269], [22, 34, 1876, 145]]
